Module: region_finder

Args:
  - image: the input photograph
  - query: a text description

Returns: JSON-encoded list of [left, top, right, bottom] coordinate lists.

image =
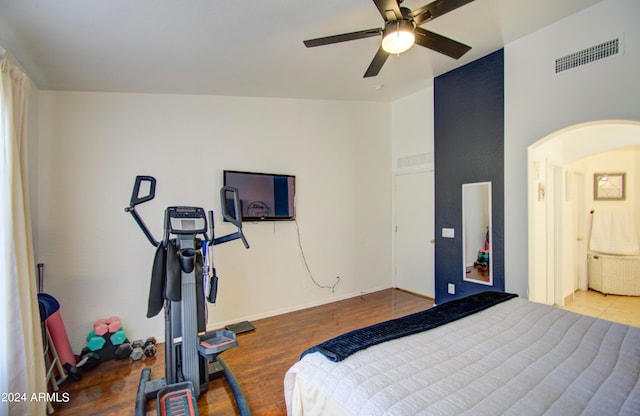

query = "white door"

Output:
[[574, 172, 588, 291], [545, 164, 560, 305], [394, 171, 435, 298], [553, 166, 563, 306]]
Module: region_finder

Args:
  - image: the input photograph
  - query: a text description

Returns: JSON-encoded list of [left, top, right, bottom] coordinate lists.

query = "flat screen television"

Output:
[[223, 170, 295, 221]]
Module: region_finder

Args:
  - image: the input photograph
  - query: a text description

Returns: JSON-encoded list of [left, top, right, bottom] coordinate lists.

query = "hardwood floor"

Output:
[[51, 289, 434, 416]]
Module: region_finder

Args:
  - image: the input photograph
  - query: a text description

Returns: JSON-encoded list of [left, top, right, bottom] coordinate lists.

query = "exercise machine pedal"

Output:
[[158, 382, 199, 416], [198, 330, 238, 361]]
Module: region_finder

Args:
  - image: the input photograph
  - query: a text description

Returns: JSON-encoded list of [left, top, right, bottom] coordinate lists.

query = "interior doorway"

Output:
[[528, 120, 640, 306], [394, 170, 435, 298]]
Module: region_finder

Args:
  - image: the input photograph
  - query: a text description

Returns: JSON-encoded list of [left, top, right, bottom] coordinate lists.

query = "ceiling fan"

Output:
[[303, 0, 475, 78]]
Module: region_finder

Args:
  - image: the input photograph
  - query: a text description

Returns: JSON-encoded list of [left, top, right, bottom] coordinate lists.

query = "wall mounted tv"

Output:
[[223, 170, 295, 221]]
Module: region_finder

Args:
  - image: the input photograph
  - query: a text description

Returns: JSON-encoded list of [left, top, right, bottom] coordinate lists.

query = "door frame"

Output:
[[528, 120, 640, 305], [392, 169, 435, 298]]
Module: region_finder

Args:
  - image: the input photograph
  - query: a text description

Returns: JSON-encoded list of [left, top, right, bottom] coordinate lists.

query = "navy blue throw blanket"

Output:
[[302, 291, 517, 362]]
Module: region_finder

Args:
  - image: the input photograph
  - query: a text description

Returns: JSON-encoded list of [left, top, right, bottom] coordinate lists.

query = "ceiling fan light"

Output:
[[382, 21, 415, 54]]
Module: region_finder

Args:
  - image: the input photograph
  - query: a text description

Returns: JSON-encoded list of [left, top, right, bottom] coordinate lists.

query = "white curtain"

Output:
[[0, 58, 47, 415]]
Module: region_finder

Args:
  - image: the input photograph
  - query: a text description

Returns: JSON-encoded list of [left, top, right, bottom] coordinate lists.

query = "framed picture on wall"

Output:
[[594, 172, 625, 200]]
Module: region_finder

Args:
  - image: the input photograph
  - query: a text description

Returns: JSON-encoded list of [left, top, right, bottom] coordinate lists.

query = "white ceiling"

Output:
[[0, 0, 602, 102]]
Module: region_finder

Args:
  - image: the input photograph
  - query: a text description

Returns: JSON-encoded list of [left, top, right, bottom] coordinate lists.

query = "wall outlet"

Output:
[[448, 283, 456, 295], [442, 228, 455, 238]]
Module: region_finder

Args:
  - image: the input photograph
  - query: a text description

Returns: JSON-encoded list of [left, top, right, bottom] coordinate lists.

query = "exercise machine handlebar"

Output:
[[213, 186, 250, 249], [124, 176, 160, 247], [129, 175, 156, 206], [125, 177, 249, 249], [220, 186, 242, 225]]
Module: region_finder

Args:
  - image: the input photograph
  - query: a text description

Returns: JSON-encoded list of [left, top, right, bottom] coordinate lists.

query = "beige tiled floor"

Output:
[[562, 289, 640, 327]]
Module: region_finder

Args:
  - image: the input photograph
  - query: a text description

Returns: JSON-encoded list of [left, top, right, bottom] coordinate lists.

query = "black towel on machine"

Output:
[[147, 241, 184, 318], [147, 243, 166, 318], [165, 241, 181, 301]]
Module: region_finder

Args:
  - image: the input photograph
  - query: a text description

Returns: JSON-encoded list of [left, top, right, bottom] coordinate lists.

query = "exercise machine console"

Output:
[[125, 176, 250, 416]]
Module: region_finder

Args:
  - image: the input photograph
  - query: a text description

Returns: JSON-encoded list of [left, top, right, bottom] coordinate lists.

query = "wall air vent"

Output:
[[396, 152, 433, 172], [555, 36, 622, 74]]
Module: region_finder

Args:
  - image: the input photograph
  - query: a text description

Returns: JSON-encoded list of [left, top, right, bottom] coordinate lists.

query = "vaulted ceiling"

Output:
[[0, 0, 601, 101]]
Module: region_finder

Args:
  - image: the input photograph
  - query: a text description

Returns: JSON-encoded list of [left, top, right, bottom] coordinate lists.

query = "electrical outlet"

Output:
[[442, 228, 455, 238], [448, 283, 455, 295]]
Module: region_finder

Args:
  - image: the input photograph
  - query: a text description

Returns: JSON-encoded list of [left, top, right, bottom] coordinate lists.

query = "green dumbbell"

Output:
[[87, 335, 106, 351], [110, 329, 128, 346]]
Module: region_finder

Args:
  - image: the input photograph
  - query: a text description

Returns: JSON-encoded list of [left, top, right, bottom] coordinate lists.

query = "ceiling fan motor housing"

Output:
[[382, 20, 416, 54]]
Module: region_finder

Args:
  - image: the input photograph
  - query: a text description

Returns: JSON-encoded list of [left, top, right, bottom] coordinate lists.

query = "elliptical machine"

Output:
[[125, 176, 251, 416]]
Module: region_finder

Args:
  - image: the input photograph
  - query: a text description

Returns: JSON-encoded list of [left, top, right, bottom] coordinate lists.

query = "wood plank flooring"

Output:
[[51, 288, 434, 416]]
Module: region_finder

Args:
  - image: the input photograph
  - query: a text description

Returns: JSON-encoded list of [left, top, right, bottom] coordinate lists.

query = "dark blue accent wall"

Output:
[[434, 49, 504, 304]]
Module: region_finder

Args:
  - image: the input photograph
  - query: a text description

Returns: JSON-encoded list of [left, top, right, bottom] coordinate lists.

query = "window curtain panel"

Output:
[[0, 57, 46, 415]]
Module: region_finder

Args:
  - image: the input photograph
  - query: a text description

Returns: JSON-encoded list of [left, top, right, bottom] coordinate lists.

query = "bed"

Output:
[[284, 292, 640, 416]]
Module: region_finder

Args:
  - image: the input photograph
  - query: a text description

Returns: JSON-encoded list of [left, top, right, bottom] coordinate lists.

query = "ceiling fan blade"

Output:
[[304, 28, 382, 48], [364, 46, 390, 78], [411, 0, 475, 26], [414, 27, 471, 59], [373, 0, 402, 21]]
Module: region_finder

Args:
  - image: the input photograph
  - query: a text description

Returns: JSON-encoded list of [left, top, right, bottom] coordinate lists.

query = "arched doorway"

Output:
[[528, 120, 640, 305]]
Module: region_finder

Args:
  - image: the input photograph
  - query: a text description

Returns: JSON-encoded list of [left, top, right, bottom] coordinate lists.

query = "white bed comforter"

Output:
[[284, 298, 640, 416]]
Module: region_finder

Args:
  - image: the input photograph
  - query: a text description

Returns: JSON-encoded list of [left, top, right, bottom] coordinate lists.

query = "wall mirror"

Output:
[[462, 182, 493, 285], [594, 172, 625, 200]]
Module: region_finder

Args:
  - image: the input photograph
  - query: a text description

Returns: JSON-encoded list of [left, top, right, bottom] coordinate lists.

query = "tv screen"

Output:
[[223, 170, 295, 221]]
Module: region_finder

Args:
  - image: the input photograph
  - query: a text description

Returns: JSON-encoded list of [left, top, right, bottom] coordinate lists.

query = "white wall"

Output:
[[391, 86, 435, 293], [505, 0, 640, 298], [575, 147, 640, 247], [36, 91, 392, 351], [391, 85, 434, 168]]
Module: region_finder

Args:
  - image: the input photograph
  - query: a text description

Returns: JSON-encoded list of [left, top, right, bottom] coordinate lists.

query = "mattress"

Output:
[[284, 296, 640, 416]]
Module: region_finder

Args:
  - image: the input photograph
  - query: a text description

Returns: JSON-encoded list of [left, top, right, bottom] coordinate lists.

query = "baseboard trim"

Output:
[[564, 291, 577, 306], [395, 287, 435, 301]]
